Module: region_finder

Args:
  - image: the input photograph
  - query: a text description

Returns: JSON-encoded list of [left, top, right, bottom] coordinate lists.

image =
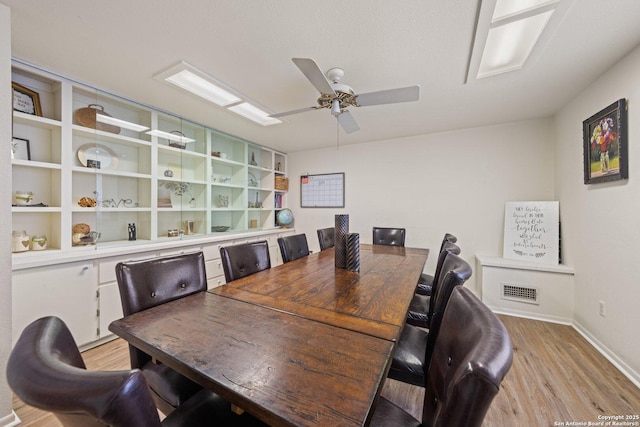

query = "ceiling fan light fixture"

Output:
[[330, 99, 341, 116]]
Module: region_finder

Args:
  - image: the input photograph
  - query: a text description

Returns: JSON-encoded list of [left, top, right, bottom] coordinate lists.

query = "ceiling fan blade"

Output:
[[292, 58, 336, 95], [337, 111, 360, 134], [269, 106, 319, 118], [356, 85, 420, 107]]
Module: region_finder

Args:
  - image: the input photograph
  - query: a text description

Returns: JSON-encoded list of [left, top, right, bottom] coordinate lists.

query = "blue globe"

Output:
[[277, 209, 294, 227]]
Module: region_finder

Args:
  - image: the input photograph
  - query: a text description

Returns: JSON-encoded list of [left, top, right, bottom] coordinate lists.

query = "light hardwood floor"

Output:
[[12, 315, 640, 426]]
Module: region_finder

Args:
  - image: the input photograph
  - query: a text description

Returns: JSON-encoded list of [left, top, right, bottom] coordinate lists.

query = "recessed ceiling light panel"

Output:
[[478, 10, 554, 78]]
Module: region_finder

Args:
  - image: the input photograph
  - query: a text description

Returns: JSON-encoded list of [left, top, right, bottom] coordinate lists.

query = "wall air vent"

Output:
[[501, 283, 539, 305]]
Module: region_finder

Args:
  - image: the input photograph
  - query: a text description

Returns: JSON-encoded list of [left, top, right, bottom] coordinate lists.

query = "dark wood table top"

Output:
[[211, 244, 429, 341], [110, 291, 395, 427]]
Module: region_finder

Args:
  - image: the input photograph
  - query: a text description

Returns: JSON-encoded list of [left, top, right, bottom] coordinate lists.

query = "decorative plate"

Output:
[[77, 143, 118, 170]]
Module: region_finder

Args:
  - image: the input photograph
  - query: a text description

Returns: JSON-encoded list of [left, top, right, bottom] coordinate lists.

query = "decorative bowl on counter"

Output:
[[211, 226, 230, 232]]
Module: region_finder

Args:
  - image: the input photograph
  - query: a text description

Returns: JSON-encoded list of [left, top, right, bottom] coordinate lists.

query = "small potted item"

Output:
[[12, 230, 30, 253], [31, 235, 48, 251], [15, 190, 33, 206]]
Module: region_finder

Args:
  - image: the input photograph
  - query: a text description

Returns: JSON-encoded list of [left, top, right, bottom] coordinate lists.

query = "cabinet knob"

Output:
[[81, 265, 90, 272]]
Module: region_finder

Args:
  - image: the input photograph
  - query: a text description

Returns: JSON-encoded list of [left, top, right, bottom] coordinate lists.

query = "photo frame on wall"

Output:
[[583, 98, 628, 184], [11, 137, 31, 161], [12, 82, 42, 116]]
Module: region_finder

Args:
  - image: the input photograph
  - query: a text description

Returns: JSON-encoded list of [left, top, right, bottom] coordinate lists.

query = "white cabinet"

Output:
[[12, 261, 98, 347], [97, 252, 158, 339]]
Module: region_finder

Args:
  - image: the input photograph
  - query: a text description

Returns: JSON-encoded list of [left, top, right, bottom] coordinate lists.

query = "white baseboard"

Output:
[[0, 411, 21, 427], [572, 320, 640, 389], [490, 309, 639, 389], [489, 306, 573, 326]]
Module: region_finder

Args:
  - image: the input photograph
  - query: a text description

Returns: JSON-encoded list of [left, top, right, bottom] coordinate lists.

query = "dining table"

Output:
[[109, 243, 428, 427]]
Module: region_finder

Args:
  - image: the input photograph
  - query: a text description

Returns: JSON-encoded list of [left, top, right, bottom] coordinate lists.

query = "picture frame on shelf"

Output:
[[583, 99, 628, 184], [11, 137, 31, 160], [12, 82, 42, 116]]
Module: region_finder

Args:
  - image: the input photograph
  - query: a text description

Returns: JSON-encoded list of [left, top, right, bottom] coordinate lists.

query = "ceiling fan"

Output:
[[270, 58, 420, 134]]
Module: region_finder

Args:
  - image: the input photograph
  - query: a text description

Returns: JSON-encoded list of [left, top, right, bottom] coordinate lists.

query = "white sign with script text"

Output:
[[503, 201, 559, 265]]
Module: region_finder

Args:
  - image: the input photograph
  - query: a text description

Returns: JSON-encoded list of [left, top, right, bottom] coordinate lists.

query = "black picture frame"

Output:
[[583, 99, 628, 184], [11, 137, 31, 161]]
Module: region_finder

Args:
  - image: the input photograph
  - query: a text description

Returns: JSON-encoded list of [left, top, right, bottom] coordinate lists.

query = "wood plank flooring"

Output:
[[12, 315, 640, 426]]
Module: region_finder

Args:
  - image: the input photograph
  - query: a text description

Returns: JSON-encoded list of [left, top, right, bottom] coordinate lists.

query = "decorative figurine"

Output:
[[128, 223, 136, 241]]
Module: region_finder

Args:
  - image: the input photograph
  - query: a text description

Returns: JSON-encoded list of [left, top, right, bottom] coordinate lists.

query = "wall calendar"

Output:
[[300, 173, 345, 208]]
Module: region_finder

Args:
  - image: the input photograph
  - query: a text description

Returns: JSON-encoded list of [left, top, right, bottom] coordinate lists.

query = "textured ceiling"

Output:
[[4, 0, 640, 153]]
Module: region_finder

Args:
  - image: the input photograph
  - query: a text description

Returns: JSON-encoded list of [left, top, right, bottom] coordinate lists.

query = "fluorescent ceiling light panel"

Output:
[[156, 62, 241, 107], [166, 69, 241, 107], [227, 102, 282, 126], [145, 129, 195, 143], [477, 10, 554, 78], [493, 0, 558, 21], [96, 115, 149, 132]]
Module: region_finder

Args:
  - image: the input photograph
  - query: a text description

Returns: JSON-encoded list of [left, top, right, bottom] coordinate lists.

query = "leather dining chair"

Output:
[[278, 233, 310, 263], [416, 233, 457, 296], [371, 286, 513, 427], [115, 252, 207, 415], [220, 240, 271, 282], [7, 316, 266, 427], [373, 227, 406, 246], [406, 241, 461, 328], [388, 251, 471, 387], [317, 227, 335, 251]]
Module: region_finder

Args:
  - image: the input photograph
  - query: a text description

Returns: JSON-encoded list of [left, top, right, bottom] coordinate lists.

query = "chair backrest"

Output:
[[115, 251, 208, 369], [438, 233, 457, 252], [7, 316, 162, 427], [317, 227, 335, 251], [278, 233, 310, 263], [422, 286, 513, 427], [372, 227, 406, 247], [427, 241, 461, 321], [423, 251, 471, 373], [220, 240, 271, 282]]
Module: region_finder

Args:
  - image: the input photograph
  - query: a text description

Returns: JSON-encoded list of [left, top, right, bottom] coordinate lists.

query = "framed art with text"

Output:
[[12, 82, 42, 116], [583, 98, 628, 184]]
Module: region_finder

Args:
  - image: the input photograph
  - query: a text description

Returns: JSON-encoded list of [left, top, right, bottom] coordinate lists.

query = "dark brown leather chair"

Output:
[[372, 286, 513, 427], [373, 227, 406, 246], [7, 316, 266, 427], [278, 233, 310, 263], [416, 233, 457, 295], [388, 251, 471, 387], [317, 227, 335, 251], [220, 240, 271, 282], [115, 252, 207, 415], [406, 241, 461, 328]]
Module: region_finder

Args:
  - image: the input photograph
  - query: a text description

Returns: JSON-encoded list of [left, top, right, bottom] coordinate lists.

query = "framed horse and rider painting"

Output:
[[583, 98, 628, 184]]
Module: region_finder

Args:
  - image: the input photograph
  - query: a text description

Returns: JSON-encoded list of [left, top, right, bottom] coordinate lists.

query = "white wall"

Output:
[[0, 4, 17, 426], [555, 45, 640, 384], [288, 118, 556, 293]]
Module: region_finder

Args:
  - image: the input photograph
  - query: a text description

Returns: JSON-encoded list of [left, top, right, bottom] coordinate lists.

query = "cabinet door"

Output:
[[98, 282, 124, 338], [12, 262, 98, 347]]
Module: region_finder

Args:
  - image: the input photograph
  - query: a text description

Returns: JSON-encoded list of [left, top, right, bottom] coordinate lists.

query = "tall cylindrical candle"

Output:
[[335, 214, 349, 269]]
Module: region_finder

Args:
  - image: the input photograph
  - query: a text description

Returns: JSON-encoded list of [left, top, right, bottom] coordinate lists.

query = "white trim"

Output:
[[572, 320, 640, 389], [0, 411, 21, 427], [490, 306, 572, 326]]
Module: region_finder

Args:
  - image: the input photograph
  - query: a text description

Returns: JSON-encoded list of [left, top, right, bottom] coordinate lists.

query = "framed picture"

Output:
[[11, 137, 31, 161], [12, 82, 42, 116], [583, 99, 628, 184]]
